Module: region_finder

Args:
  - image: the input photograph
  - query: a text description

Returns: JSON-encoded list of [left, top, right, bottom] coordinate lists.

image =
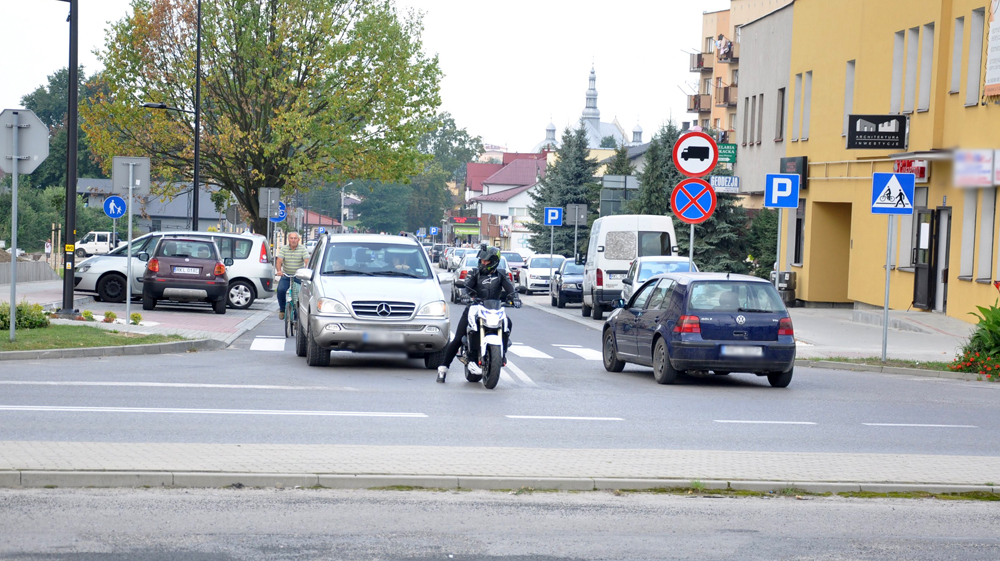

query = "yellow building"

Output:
[[780, 0, 1000, 322]]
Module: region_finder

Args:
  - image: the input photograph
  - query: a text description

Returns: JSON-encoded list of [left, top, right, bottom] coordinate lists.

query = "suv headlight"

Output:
[[417, 300, 448, 318], [316, 298, 350, 316]]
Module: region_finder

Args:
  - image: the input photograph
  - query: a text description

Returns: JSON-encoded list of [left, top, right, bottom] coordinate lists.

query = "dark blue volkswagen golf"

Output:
[[602, 273, 796, 387]]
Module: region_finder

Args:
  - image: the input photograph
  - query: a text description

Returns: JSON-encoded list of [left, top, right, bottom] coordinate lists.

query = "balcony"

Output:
[[715, 85, 738, 107], [687, 94, 712, 114], [717, 41, 740, 63], [689, 52, 714, 73]]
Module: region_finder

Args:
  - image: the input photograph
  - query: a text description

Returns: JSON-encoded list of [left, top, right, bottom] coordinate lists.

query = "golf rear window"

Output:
[[688, 281, 784, 312]]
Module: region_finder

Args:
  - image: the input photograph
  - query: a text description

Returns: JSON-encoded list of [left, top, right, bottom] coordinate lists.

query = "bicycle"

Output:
[[284, 278, 301, 338]]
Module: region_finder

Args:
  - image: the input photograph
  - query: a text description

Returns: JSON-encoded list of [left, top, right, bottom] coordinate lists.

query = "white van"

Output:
[[582, 214, 678, 320]]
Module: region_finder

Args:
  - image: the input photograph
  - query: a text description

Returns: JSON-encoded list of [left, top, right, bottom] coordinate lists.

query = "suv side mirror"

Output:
[[612, 298, 627, 309], [294, 268, 313, 282], [223, 257, 234, 267], [138, 252, 150, 262]]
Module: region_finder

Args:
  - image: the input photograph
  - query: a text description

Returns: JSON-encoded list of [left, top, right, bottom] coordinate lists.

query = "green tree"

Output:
[[682, 193, 750, 274], [83, 0, 442, 235], [747, 208, 778, 278], [417, 112, 483, 184], [624, 123, 682, 216], [527, 125, 600, 256], [354, 182, 411, 234], [605, 143, 636, 176], [599, 135, 617, 148], [405, 164, 450, 232]]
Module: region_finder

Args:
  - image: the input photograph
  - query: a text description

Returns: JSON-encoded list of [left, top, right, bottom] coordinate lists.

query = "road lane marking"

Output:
[[0, 406, 426, 418], [250, 337, 286, 351], [562, 348, 603, 361], [255, 335, 286, 339], [503, 360, 538, 387], [507, 345, 552, 359], [552, 344, 582, 347], [506, 415, 623, 421], [862, 423, 978, 428], [500, 371, 516, 385], [0, 381, 359, 391], [714, 420, 817, 425]]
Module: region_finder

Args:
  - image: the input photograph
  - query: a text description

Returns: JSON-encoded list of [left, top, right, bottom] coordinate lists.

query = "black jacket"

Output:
[[463, 267, 517, 302]]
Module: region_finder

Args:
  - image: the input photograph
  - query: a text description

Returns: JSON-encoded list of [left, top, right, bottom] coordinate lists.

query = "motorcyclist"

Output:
[[437, 245, 521, 383]]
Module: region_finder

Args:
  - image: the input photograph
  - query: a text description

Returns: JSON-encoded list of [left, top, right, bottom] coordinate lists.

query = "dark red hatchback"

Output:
[[139, 237, 233, 314]]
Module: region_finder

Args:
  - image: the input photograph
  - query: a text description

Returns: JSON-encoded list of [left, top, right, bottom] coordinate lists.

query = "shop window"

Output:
[[978, 188, 996, 281], [793, 201, 805, 266], [959, 189, 978, 279]]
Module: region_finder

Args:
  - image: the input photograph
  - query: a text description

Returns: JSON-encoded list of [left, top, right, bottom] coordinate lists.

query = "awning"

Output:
[[887, 149, 953, 161]]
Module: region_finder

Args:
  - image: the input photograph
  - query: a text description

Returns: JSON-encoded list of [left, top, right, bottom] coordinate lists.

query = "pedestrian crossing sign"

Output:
[[871, 172, 915, 215]]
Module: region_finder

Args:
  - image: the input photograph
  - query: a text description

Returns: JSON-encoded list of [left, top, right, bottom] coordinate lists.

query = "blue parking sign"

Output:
[[764, 174, 800, 209], [544, 207, 563, 226], [430, 227, 439, 236]]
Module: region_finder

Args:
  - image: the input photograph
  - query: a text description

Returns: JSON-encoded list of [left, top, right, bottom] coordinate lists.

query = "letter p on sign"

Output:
[[764, 174, 800, 209]]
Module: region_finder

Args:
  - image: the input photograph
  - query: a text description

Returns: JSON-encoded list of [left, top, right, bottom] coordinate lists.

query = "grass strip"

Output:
[[808, 356, 953, 372], [0, 324, 184, 352]]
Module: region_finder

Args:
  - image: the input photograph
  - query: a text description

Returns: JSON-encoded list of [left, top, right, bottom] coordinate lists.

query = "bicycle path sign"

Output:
[[671, 178, 717, 225], [871, 173, 915, 215]]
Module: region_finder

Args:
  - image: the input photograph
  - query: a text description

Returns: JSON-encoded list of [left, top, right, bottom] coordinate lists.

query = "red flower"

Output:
[[976, 353, 980, 357], [993, 280, 1000, 292]]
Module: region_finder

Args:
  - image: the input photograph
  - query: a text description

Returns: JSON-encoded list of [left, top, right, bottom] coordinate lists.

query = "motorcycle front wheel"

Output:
[[482, 345, 502, 389]]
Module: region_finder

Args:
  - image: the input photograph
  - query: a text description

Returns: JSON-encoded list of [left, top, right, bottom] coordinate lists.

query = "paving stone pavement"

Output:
[[0, 442, 998, 485]]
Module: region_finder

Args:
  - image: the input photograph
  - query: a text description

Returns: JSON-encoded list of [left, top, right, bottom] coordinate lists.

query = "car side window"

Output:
[[630, 282, 656, 310], [234, 240, 253, 259], [214, 237, 234, 259], [645, 279, 675, 310], [626, 260, 637, 282]]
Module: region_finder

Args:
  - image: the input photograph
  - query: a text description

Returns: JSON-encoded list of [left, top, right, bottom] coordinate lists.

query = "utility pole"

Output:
[[58, 0, 79, 317], [191, 0, 202, 231]]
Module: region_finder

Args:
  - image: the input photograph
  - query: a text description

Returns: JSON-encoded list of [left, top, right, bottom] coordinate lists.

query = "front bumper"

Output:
[[524, 276, 551, 290], [669, 340, 796, 373], [73, 271, 99, 292], [309, 315, 450, 353], [558, 285, 583, 301]]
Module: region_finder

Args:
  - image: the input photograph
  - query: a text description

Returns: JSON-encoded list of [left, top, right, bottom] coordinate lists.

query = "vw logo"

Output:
[[375, 303, 392, 317], [736, 315, 746, 325]]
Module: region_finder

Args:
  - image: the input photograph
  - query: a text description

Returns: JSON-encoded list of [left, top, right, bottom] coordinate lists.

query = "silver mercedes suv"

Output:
[[293, 234, 451, 368]]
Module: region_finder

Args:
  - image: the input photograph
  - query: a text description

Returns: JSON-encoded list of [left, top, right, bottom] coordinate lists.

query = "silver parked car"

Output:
[[74, 230, 275, 309], [294, 234, 451, 369], [620, 255, 698, 302]]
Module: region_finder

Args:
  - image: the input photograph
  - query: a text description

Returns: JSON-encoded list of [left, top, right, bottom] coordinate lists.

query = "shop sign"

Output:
[[847, 115, 908, 150], [893, 159, 929, 184], [954, 150, 994, 187]]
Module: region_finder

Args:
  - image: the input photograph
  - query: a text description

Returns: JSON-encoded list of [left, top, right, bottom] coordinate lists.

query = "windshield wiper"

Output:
[[322, 270, 376, 276], [737, 307, 772, 313], [371, 270, 421, 278]]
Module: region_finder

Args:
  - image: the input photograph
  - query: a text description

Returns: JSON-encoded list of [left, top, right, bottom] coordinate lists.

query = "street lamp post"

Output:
[[55, 0, 79, 317], [340, 181, 353, 233], [140, 0, 202, 231]]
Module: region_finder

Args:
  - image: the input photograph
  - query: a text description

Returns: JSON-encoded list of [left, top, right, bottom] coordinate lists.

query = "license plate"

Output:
[[173, 267, 200, 275], [609, 273, 626, 279], [720, 345, 764, 357], [362, 331, 405, 344]]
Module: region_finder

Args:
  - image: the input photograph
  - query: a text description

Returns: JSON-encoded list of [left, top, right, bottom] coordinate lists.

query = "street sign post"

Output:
[[112, 157, 150, 325], [765, 173, 801, 285], [672, 131, 719, 178], [2, 109, 49, 342], [430, 226, 439, 236], [870, 172, 916, 362], [671, 178, 717, 267], [543, 207, 563, 284], [566, 203, 587, 261]]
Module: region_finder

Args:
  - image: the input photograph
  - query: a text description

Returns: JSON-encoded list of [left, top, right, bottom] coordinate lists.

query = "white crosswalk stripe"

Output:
[[250, 337, 286, 351], [561, 347, 603, 361], [507, 345, 552, 359]]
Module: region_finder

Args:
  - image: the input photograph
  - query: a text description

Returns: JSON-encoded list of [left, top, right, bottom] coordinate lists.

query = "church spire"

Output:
[[582, 66, 600, 126]]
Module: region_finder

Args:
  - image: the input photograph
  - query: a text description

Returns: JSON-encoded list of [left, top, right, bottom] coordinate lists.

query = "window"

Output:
[[918, 23, 935, 111], [951, 17, 964, 93], [234, 239, 253, 259], [96, 233, 108, 243], [749, 95, 757, 144], [702, 119, 710, 128], [757, 93, 764, 143], [978, 188, 996, 280], [891, 30, 905, 113], [321, 242, 432, 279], [604, 231, 637, 261], [801, 71, 813, 140], [742, 97, 749, 145], [508, 207, 528, 217], [792, 73, 802, 140], [732, 69, 739, 85], [637, 231, 672, 257], [901, 187, 929, 268], [793, 200, 805, 265], [714, 118, 721, 130], [630, 282, 656, 309], [704, 78, 711, 94], [843, 61, 856, 135], [775, 87, 785, 140], [151, 219, 162, 232], [967, 8, 986, 106], [645, 279, 674, 310], [705, 37, 714, 53], [687, 282, 785, 313], [214, 236, 233, 258], [729, 114, 737, 131], [904, 27, 920, 112], [960, 188, 978, 279]]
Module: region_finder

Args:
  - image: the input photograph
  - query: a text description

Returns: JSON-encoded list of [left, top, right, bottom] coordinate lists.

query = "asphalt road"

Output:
[[1, 488, 998, 560], [1, 283, 999, 456]]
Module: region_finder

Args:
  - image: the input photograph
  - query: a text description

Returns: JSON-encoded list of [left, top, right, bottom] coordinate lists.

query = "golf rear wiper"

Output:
[[737, 307, 772, 313]]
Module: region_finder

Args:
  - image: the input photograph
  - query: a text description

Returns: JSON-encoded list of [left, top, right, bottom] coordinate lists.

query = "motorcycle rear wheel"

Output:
[[482, 345, 502, 389]]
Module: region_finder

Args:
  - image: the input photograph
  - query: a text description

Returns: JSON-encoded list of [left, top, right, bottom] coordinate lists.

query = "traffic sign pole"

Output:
[[125, 162, 138, 325], [774, 208, 782, 278], [8, 111, 18, 342], [549, 225, 555, 291], [882, 215, 894, 363]]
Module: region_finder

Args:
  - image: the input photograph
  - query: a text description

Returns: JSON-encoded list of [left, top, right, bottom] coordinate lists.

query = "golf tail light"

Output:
[[778, 317, 794, 336], [596, 268, 604, 287], [214, 262, 226, 276], [259, 243, 268, 263], [674, 315, 701, 334], [148, 258, 159, 273]]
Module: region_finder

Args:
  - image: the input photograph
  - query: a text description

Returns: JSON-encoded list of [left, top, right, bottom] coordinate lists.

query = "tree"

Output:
[[405, 163, 450, 232], [599, 135, 617, 148], [605, 143, 635, 176], [747, 208, 778, 278], [417, 112, 482, 184], [527, 125, 600, 256], [83, 0, 442, 235], [354, 182, 411, 234], [683, 193, 750, 274], [624, 123, 682, 216]]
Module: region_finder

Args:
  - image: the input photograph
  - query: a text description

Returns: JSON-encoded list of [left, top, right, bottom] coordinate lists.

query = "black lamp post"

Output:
[[55, 0, 78, 317], [141, 0, 202, 231]]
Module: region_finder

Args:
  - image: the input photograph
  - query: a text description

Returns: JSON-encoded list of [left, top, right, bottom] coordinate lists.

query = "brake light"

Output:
[[674, 315, 701, 333], [778, 317, 794, 336], [508, 272, 513, 282], [214, 262, 226, 276], [596, 269, 604, 287], [459, 269, 468, 280], [148, 258, 159, 273], [259, 243, 268, 264]]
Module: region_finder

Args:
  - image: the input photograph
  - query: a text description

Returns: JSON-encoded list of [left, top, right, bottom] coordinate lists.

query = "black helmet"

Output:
[[477, 245, 501, 274]]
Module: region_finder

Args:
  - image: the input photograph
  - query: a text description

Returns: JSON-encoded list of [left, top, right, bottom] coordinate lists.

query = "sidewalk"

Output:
[[0, 441, 997, 492]]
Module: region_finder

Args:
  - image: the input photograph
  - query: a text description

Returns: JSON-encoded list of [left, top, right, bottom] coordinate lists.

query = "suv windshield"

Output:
[[529, 256, 564, 269], [320, 242, 431, 279], [688, 281, 785, 313], [157, 240, 218, 260]]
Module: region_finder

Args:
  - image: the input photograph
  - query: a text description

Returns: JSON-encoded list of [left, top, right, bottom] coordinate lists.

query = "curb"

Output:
[[0, 471, 995, 494], [0, 339, 224, 361], [797, 360, 982, 382], [40, 295, 92, 312]]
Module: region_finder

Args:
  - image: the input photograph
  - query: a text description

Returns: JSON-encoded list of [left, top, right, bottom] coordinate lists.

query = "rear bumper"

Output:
[[309, 315, 450, 353], [594, 288, 622, 304], [144, 281, 228, 301], [669, 341, 796, 373], [258, 277, 276, 296]]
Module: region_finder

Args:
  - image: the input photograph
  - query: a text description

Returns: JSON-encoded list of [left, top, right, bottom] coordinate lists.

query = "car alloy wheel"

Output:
[[227, 281, 254, 309]]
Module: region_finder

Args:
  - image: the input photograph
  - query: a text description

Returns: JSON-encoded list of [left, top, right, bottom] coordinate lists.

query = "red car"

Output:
[[139, 237, 233, 314]]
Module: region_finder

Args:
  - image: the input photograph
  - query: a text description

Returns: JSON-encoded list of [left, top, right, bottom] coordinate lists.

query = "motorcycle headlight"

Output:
[[316, 298, 350, 316], [417, 300, 448, 318]]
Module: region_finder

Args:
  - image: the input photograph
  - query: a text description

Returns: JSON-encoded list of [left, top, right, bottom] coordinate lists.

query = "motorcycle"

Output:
[[457, 298, 510, 389]]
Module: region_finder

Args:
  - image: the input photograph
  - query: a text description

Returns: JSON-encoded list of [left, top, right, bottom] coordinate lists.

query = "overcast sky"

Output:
[[1, 0, 729, 152]]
